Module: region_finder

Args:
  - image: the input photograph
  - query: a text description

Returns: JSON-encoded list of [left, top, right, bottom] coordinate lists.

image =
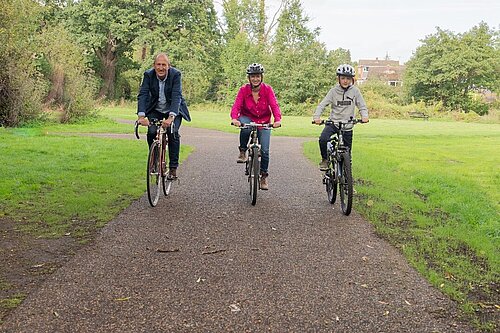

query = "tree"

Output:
[[267, 0, 331, 108], [35, 23, 97, 122], [404, 23, 499, 113], [218, 32, 263, 103], [65, 0, 143, 99], [221, 0, 262, 43], [136, 0, 221, 103]]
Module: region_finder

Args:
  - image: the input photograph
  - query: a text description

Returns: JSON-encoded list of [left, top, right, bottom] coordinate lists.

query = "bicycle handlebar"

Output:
[[134, 121, 140, 139], [134, 119, 175, 140], [230, 122, 281, 129], [312, 118, 363, 125]]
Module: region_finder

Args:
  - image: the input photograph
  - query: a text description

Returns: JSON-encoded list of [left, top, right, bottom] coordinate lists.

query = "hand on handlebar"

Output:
[[313, 118, 322, 125], [161, 114, 176, 128], [231, 119, 241, 127], [361, 117, 369, 123], [137, 117, 150, 126], [272, 121, 281, 128]]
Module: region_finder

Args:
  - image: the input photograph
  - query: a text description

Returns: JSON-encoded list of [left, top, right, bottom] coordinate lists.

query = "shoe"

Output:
[[167, 168, 177, 180], [259, 172, 269, 190], [237, 148, 247, 163], [319, 159, 329, 171]]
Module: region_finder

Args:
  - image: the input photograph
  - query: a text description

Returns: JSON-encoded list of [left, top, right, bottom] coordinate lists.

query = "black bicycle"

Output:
[[233, 122, 273, 205], [135, 119, 175, 207], [315, 118, 361, 215]]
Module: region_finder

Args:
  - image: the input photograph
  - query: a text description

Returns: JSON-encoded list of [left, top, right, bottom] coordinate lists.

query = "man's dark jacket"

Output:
[[137, 67, 191, 121]]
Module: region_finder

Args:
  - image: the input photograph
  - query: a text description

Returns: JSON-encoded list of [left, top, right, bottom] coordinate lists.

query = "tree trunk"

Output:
[[44, 64, 65, 105], [97, 39, 118, 100]]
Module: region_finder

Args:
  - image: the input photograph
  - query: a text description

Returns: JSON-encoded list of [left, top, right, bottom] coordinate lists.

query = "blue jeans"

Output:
[[238, 116, 271, 173], [147, 110, 183, 169]]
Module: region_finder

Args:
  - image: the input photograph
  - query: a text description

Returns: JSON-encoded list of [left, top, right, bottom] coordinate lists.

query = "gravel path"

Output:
[[1, 126, 476, 333]]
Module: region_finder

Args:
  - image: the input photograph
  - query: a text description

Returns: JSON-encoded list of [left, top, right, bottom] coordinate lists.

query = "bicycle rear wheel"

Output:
[[339, 153, 353, 215], [250, 146, 259, 205], [147, 142, 161, 207], [325, 161, 337, 204]]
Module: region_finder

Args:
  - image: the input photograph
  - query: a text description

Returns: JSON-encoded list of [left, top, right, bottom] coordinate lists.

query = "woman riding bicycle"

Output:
[[313, 64, 369, 170], [230, 63, 282, 190]]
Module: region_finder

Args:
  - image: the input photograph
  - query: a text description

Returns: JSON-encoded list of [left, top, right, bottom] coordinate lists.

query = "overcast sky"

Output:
[[214, 0, 499, 64]]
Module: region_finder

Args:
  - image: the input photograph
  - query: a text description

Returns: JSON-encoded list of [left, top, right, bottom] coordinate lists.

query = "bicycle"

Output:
[[314, 118, 362, 216], [233, 122, 274, 206], [135, 119, 175, 207]]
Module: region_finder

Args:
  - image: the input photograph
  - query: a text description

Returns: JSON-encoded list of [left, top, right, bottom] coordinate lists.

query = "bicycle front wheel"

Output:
[[250, 146, 259, 205], [147, 142, 162, 207], [162, 144, 172, 196], [339, 153, 353, 215]]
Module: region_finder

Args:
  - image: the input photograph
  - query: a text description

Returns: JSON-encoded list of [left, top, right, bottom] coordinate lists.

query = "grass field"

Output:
[[1, 104, 498, 330], [0, 123, 192, 238]]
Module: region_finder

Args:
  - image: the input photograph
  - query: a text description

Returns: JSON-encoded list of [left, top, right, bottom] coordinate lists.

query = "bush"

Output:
[[280, 102, 316, 116], [0, 0, 45, 127], [359, 80, 404, 104], [35, 24, 98, 123], [451, 111, 481, 122]]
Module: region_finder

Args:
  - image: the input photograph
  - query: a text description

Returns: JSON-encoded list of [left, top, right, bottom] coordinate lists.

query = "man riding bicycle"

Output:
[[137, 53, 191, 179], [313, 64, 369, 170]]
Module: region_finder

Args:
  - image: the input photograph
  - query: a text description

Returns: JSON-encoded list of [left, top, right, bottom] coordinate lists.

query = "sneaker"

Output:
[[167, 168, 177, 180], [259, 172, 269, 190], [237, 148, 247, 163], [319, 159, 329, 171]]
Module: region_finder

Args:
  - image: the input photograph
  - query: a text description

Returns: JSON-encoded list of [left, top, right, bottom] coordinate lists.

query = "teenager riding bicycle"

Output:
[[313, 64, 369, 170], [230, 63, 282, 190]]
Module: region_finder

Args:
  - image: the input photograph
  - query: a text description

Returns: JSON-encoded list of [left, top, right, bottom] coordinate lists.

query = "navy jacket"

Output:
[[137, 67, 191, 121]]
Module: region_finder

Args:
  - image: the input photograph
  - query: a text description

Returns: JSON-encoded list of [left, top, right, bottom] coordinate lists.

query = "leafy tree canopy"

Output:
[[404, 22, 499, 113]]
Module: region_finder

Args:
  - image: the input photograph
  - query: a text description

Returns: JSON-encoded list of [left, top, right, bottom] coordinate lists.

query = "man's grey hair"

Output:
[[154, 53, 170, 64]]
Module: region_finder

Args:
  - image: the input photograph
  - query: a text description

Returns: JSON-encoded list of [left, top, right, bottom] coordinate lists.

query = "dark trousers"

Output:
[[319, 124, 353, 160], [146, 110, 183, 169]]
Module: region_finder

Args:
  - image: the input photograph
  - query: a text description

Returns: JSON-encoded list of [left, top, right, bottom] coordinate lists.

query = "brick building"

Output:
[[357, 58, 405, 86]]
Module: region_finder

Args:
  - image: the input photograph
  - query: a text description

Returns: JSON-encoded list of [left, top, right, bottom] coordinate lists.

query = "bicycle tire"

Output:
[[251, 146, 259, 205], [339, 152, 353, 215], [247, 152, 253, 194], [147, 142, 161, 207], [325, 161, 337, 204], [162, 141, 172, 196]]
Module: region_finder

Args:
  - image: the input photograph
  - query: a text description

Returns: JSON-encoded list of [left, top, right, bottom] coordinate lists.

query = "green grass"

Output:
[[0, 293, 25, 324], [0, 125, 192, 238], [0, 294, 26, 309], [0, 294, 24, 309], [303, 120, 499, 330]]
